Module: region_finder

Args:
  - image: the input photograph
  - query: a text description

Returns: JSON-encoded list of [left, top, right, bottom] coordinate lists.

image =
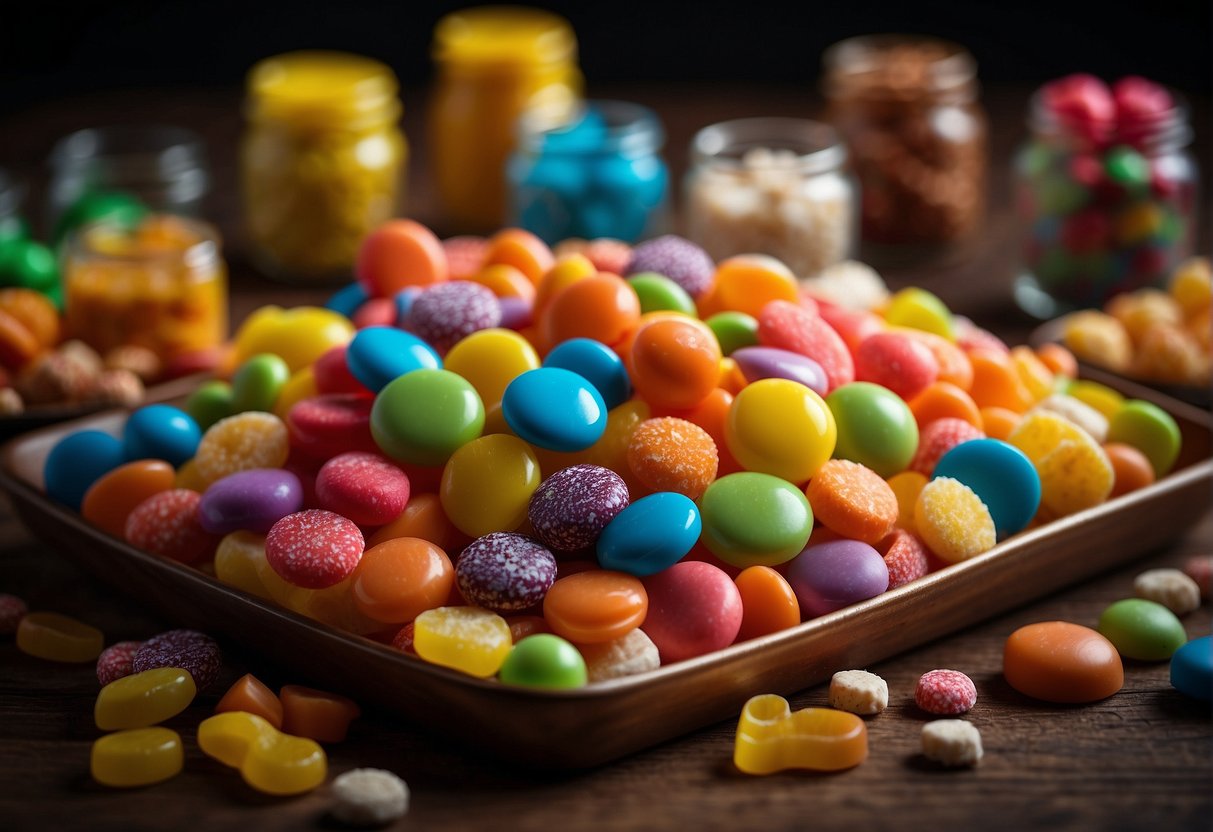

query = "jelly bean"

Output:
[[413, 606, 513, 678], [371, 368, 485, 466], [1097, 598, 1187, 661], [706, 311, 759, 357], [640, 561, 742, 662], [194, 412, 291, 486], [198, 711, 327, 795], [287, 394, 378, 462], [96, 640, 142, 686], [455, 532, 557, 613], [596, 492, 701, 576], [125, 489, 220, 565], [366, 493, 461, 551], [626, 272, 697, 316], [214, 531, 274, 600], [230, 353, 291, 414], [82, 459, 177, 538], [933, 439, 1041, 539], [909, 417, 984, 477], [786, 540, 889, 618], [543, 337, 632, 410], [95, 667, 196, 730], [440, 434, 540, 537], [726, 378, 836, 484], [16, 611, 104, 662], [312, 346, 366, 396], [542, 273, 641, 350], [820, 383, 919, 480], [712, 255, 799, 318], [404, 281, 502, 354], [345, 326, 442, 393], [1170, 636, 1212, 701], [528, 464, 630, 552], [579, 628, 661, 682], [44, 429, 126, 510], [185, 380, 235, 431], [543, 571, 648, 644], [625, 234, 714, 299], [913, 477, 996, 564], [352, 537, 453, 624], [734, 694, 868, 775], [699, 472, 814, 568], [502, 367, 606, 452], [314, 452, 410, 527], [198, 468, 304, 535], [875, 528, 931, 589], [625, 417, 718, 500], [355, 219, 448, 297], [273, 368, 318, 419], [498, 633, 588, 689], [734, 566, 801, 641], [854, 331, 940, 401], [232, 305, 354, 373], [280, 684, 361, 743], [326, 281, 369, 318], [91, 727, 184, 788], [216, 673, 284, 730], [914, 669, 977, 715], [883, 287, 955, 340], [483, 228, 554, 284], [1007, 410, 1114, 518], [132, 629, 222, 689], [805, 459, 899, 545], [627, 315, 721, 410], [444, 328, 540, 409], [757, 300, 854, 391], [1105, 399, 1181, 477], [1003, 621, 1123, 703], [266, 510, 364, 590], [731, 346, 828, 396]]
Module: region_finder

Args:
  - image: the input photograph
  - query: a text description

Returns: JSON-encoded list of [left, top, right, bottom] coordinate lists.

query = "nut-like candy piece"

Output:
[[921, 719, 983, 767], [1134, 568, 1201, 616], [828, 670, 889, 715], [331, 768, 410, 826]]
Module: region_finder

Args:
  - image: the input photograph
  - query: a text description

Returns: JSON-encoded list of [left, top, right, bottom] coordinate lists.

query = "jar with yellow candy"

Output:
[[429, 6, 582, 233], [241, 51, 406, 283]]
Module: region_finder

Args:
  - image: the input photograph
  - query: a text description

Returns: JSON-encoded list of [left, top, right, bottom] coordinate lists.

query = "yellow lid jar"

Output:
[[241, 51, 406, 283], [429, 6, 582, 233]]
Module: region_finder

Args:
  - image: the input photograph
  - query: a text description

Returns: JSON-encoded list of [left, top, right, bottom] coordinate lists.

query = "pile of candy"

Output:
[[41, 221, 1187, 690]]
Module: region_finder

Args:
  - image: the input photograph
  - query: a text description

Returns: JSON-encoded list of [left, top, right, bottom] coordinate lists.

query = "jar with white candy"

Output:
[[684, 117, 858, 278]]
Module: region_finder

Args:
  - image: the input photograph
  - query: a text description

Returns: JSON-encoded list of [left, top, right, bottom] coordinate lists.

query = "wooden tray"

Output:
[[1, 384, 1210, 768]]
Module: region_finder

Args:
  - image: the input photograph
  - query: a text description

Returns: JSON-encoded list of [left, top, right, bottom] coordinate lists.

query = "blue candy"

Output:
[[325, 281, 369, 319], [346, 325, 442, 393], [44, 429, 126, 510], [932, 438, 1041, 539], [543, 338, 632, 410], [1170, 636, 1212, 701], [596, 492, 701, 577], [501, 367, 606, 452], [123, 404, 201, 467], [393, 287, 423, 326]]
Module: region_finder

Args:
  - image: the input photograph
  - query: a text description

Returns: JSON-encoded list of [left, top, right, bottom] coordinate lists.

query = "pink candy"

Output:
[[287, 394, 378, 462], [910, 418, 985, 477], [265, 509, 365, 589], [915, 669, 978, 715], [640, 561, 742, 663], [854, 332, 940, 401], [96, 640, 144, 686], [124, 489, 220, 566], [757, 300, 854, 392], [315, 452, 411, 527]]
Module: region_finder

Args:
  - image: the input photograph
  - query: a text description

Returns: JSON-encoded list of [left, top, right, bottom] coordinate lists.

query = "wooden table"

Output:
[[1, 84, 1210, 832]]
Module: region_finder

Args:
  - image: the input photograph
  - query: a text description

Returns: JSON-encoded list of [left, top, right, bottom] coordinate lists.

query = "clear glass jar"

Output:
[[242, 51, 406, 284], [1013, 87, 1198, 318], [684, 117, 857, 278], [822, 35, 987, 246], [429, 6, 582, 234], [507, 100, 668, 245]]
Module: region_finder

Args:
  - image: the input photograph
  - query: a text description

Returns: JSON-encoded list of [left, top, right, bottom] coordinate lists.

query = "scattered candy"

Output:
[[95, 667, 197, 730], [734, 693, 868, 775], [198, 711, 327, 795], [1133, 568, 1201, 616], [280, 684, 361, 743], [1169, 635, 1212, 701], [914, 669, 978, 715], [1097, 598, 1187, 661], [828, 670, 888, 715], [921, 719, 983, 768], [16, 611, 104, 662], [132, 629, 222, 690], [215, 673, 284, 730], [91, 727, 184, 788], [331, 768, 411, 826], [1004, 621, 1123, 703]]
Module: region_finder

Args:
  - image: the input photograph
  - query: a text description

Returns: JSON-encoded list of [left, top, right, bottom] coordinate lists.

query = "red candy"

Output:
[[124, 489, 220, 565], [96, 640, 144, 686], [0, 592, 28, 633], [875, 529, 931, 590], [312, 347, 367, 396], [854, 332, 940, 401], [390, 622, 416, 655], [915, 668, 978, 715], [351, 298, 398, 330], [265, 509, 365, 589], [287, 394, 378, 462], [314, 452, 411, 527], [640, 561, 743, 663], [757, 300, 854, 392], [442, 235, 490, 281], [132, 629, 222, 689], [910, 418, 985, 477]]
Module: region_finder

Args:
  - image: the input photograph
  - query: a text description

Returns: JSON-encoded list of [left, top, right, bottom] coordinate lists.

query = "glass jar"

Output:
[[822, 35, 987, 246], [241, 51, 406, 284], [429, 6, 582, 234], [1013, 85, 1198, 318], [63, 214, 227, 360], [684, 117, 857, 278], [0, 168, 29, 246], [507, 100, 668, 245]]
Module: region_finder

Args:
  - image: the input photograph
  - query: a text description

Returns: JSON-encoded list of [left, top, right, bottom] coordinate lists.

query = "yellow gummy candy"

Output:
[[733, 694, 868, 775], [91, 727, 184, 788], [914, 477, 997, 564], [413, 606, 513, 678], [95, 667, 197, 731], [16, 612, 104, 663], [198, 711, 326, 795]]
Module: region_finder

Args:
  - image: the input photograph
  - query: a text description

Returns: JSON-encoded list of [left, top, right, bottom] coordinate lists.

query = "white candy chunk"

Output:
[[921, 719, 983, 767], [1134, 568, 1202, 616], [331, 768, 410, 826], [828, 669, 889, 715], [580, 629, 661, 682]]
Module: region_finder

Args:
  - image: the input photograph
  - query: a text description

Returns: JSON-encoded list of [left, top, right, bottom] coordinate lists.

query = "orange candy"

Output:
[[81, 460, 178, 538], [468, 263, 537, 302], [734, 566, 801, 641], [0, 308, 41, 370], [907, 381, 982, 430], [542, 570, 648, 644], [899, 328, 974, 391], [279, 684, 361, 743], [979, 406, 1022, 441], [533, 253, 596, 318], [367, 494, 462, 551], [805, 459, 899, 545], [483, 228, 554, 284], [1035, 342, 1078, 379], [542, 273, 640, 350], [507, 614, 552, 643], [215, 673, 284, 730], [628, 316, 721, 410], [0, 288, 59, 350], [356, 219, 449, 297], [351, 537, 454, 624], [626, 417, 719, 500], [1103, 442, 1156, 497], [655, 388, 743, 477], [886, 470, 927, 535], [712, 255, 799, 318], [968, 349, 1033, 413], [1003, 621, 1123, 703]]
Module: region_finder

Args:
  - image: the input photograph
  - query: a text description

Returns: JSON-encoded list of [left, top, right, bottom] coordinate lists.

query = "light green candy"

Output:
[[498, 634, 587, 689], [627, 272, 697, 316], [706, 311, 759, 357], [1098, 598, 1187, 661], [1106, 399, 1181, 477], [698, 472, 813, 568]]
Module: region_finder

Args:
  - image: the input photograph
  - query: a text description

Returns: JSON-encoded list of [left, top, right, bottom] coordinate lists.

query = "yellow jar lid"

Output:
[[432, 6, 577, 69], [247, 51, 400, 125]]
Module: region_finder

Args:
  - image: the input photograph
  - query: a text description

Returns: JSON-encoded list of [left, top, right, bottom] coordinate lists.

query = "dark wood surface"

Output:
[[1, 83, 1211, 831]]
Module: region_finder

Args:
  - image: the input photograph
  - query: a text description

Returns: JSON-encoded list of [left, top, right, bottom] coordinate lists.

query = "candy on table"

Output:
[[96, 640, 144, 686], [95, 667, 196, 730], [698, 472, 814, 568], [931, 438, 1042, 540], [786, 540, 889, 618], [543, 570, 648, 644], [909, 417, 985, 477], [1133, 568, 1201, 616], [265, 509, 365, 590], [527, 464, 630, 553], [577, 628, 661, 682], [1097, 598, 1187, 661], [193, 411, 291, 486], [455, 532, 557, 613], [352, 537, 453, 624], [280, 684, 361, 743], [124, 489, 220, 566], [805, 459, 898, 545], [1182, 555, 1212, 601], [198, 468, 305, 535], [412, 606, 513, 678], [16, 611, 104, 662], [0, 592, 28, 633], [625, 417, 718, 500], [640, 561, 742, 662], [826, 382, 920, 479], [440, 434, 541, 538], [216, 673, 284, 730], [1169, 636, 1212, 702], [874, 529, 930, 589], [913, 477, 997, 564], [921, 720, 983, 768], [828, 670, 888, 715], [370, 368, 485, 466], [733, 694, 868, 775], [1003, 621, 1123, 703], [314, 452, 410, 527], [132, 629, 222, 690], [91, 727, 184, 788], [198, 711, 327, 796], [915, 669, 978, 715], [43, 429, 126, 510], [330, 768, 410, 826], [726, 377, 837, 484], [498, 633, 588, 689], [82, 459, 177, 539]]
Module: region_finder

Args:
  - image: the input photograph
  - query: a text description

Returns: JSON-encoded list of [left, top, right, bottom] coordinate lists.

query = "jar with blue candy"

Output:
[[1013, 74, 1198, 318], [507, 100, 668, 244]]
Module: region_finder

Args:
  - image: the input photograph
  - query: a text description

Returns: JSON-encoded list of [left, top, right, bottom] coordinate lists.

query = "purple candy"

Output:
[[497, 295, 534, 331], [456, 532, 558, 613], [131, 629, 222, 689], [528, 464, 630, 553], [198, 468, 304, 535], [625, 235, 715, 299], [785, 540, 889, 618], [731, 346, 829, 396], [405, 280, 502, 353]]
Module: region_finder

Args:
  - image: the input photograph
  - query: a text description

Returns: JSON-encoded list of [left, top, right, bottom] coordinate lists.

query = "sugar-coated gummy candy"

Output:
[[528, 464, 630, 553], [1010, 410, 1115, 519], [132, 629, 221, 690], [198, 468, 304, 535], [96, 640, 143, 686], [455, 532, 557, 613], [1097, 598, 1187, 661], [44, 429, 126, 510], [626, 417, 718, 500], [733, 565, 800, 641], [578, 628, 661, 682], [95, 667, 197, 730], [266, 510, 365, 590], [124, 489, 220, 565], [404, 280, 502, 353], [826, 382, 919, 479], [640, 561, 743, 662], [698, 472, 814, 568], [543, 337, 632, 410], [123, 404, 202, 468], [1133, 568, 1201, 616], [1003, 621, 1123, 703], [734, 694, 868, 775], [828, 670, 889, 715], [412, 606, 513, 678], [786, 540, 890, 618], [91, 727, 184, 788], [16, 611, 104, 662], [1170, 636, 1212, 701], [805, 459, 898, 545], [352, 537, 453, 624], [914, 669, 978, 715], [756, 300, 855, 392], [726, 378, 837, 484], [1032, 393, 1109, 443], [875, 529, 930, 589], [625, 234, 714, 299], [315, 452, 410, 527], [854, 331, 940, 401], [439, 433, 540, 538], [197, 711, 327, 796], [498, 633, 588, 689], [543, 571, 649, 644], [931, 438, 1041, 540], [280, 684, 361, 743], [921, 720, 982, 768], [287, 394, 379, 462], [331, 768, 410, 826], [0, 592, 28, 634], [909, 417, 984, 477], [371, 368, 485, 466], [82, 459, 178, 539], [216, 673, 284, 730], [194, 412, 291, 486], [502, 367, 607, 452], [914, 477, 997, 564]]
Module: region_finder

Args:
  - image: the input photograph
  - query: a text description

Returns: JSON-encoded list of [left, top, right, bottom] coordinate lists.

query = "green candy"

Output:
[[826, 382, 919, 479], [706, 311, 759, 357], [0, 238, 59, 292], [53, 191, 148, 247], [0, 213, 30, 248], [1036, 176, 1090, 216], [230, 354, 291, 414], [1103, 146, 1150, 191], [185, 380, 235, 431], [1106, 399, 1181, 477], [498, 634, 587, 689], [698, 472, 813, 568], [371, 368, 485, 467], [1098, 598, 1187, 661], [626, 272, 697, 316]]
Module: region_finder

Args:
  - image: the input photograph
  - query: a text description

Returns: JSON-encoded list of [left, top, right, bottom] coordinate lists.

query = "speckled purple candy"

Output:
[[131, 629, 222, 690], [528, 464, 631, 553], [198, 468, 304, 534], [455, 533, 558, 613], [624, 235, 715, 299], [404, 280, 502, 353], [786, 540, 890, 619]]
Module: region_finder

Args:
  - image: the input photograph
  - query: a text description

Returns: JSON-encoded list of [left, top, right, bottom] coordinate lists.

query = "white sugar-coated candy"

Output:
[[799, 260, 889, 311], [1031, 394, 1109, 444], [921, 719, 983, 768], [331, 768, 409, 826], [828, 669, 889, 715], [1134, 568, 1202, 616], [579, 628, 661, 682]]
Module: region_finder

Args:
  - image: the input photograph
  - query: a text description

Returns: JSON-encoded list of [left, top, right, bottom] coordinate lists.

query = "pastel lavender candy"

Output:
[[498, 295, 534, 331], [786, 540, 890, 618], [132, 629, 221, 689], [404, 280, 502, 353], [732, 346, 829, 396], [456, 532, 558, 613], [625, 235, 715, 299], [528, 464, 630, 553], [198, 468, 304, 534]]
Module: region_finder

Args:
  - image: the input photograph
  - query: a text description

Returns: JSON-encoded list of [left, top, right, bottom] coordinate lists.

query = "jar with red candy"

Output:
[[1013, 74, 1198, 318]]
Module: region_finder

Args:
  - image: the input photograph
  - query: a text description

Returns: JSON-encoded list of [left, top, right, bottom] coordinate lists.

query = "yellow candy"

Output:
[[439, 433, 541, 538], [1010, 345, 1055, 404], [91, 727, 184, 788], [232, 306, 355, 373], [16, 611, 104, 663], [443, 329, 540, 410], [95, 667, 197, 731], [887, 470, 928, 535], [274, 366, 319, 419], [193, 412, 290, 486], [726, 379, 836, 484], [733, 694, 868, 775], [1169, 256, 1212, 318], [882, 287, 955, 341], [1115, 201, 1163, 245], [214, 531, 273, 601], [174, 458, 209, 492], [914, 477, 997, 564], [198, 711, 327, 796], [1008, 411, 1114, 519], [1065, 380, 1125, 421], [413, 606, 513, 678]]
